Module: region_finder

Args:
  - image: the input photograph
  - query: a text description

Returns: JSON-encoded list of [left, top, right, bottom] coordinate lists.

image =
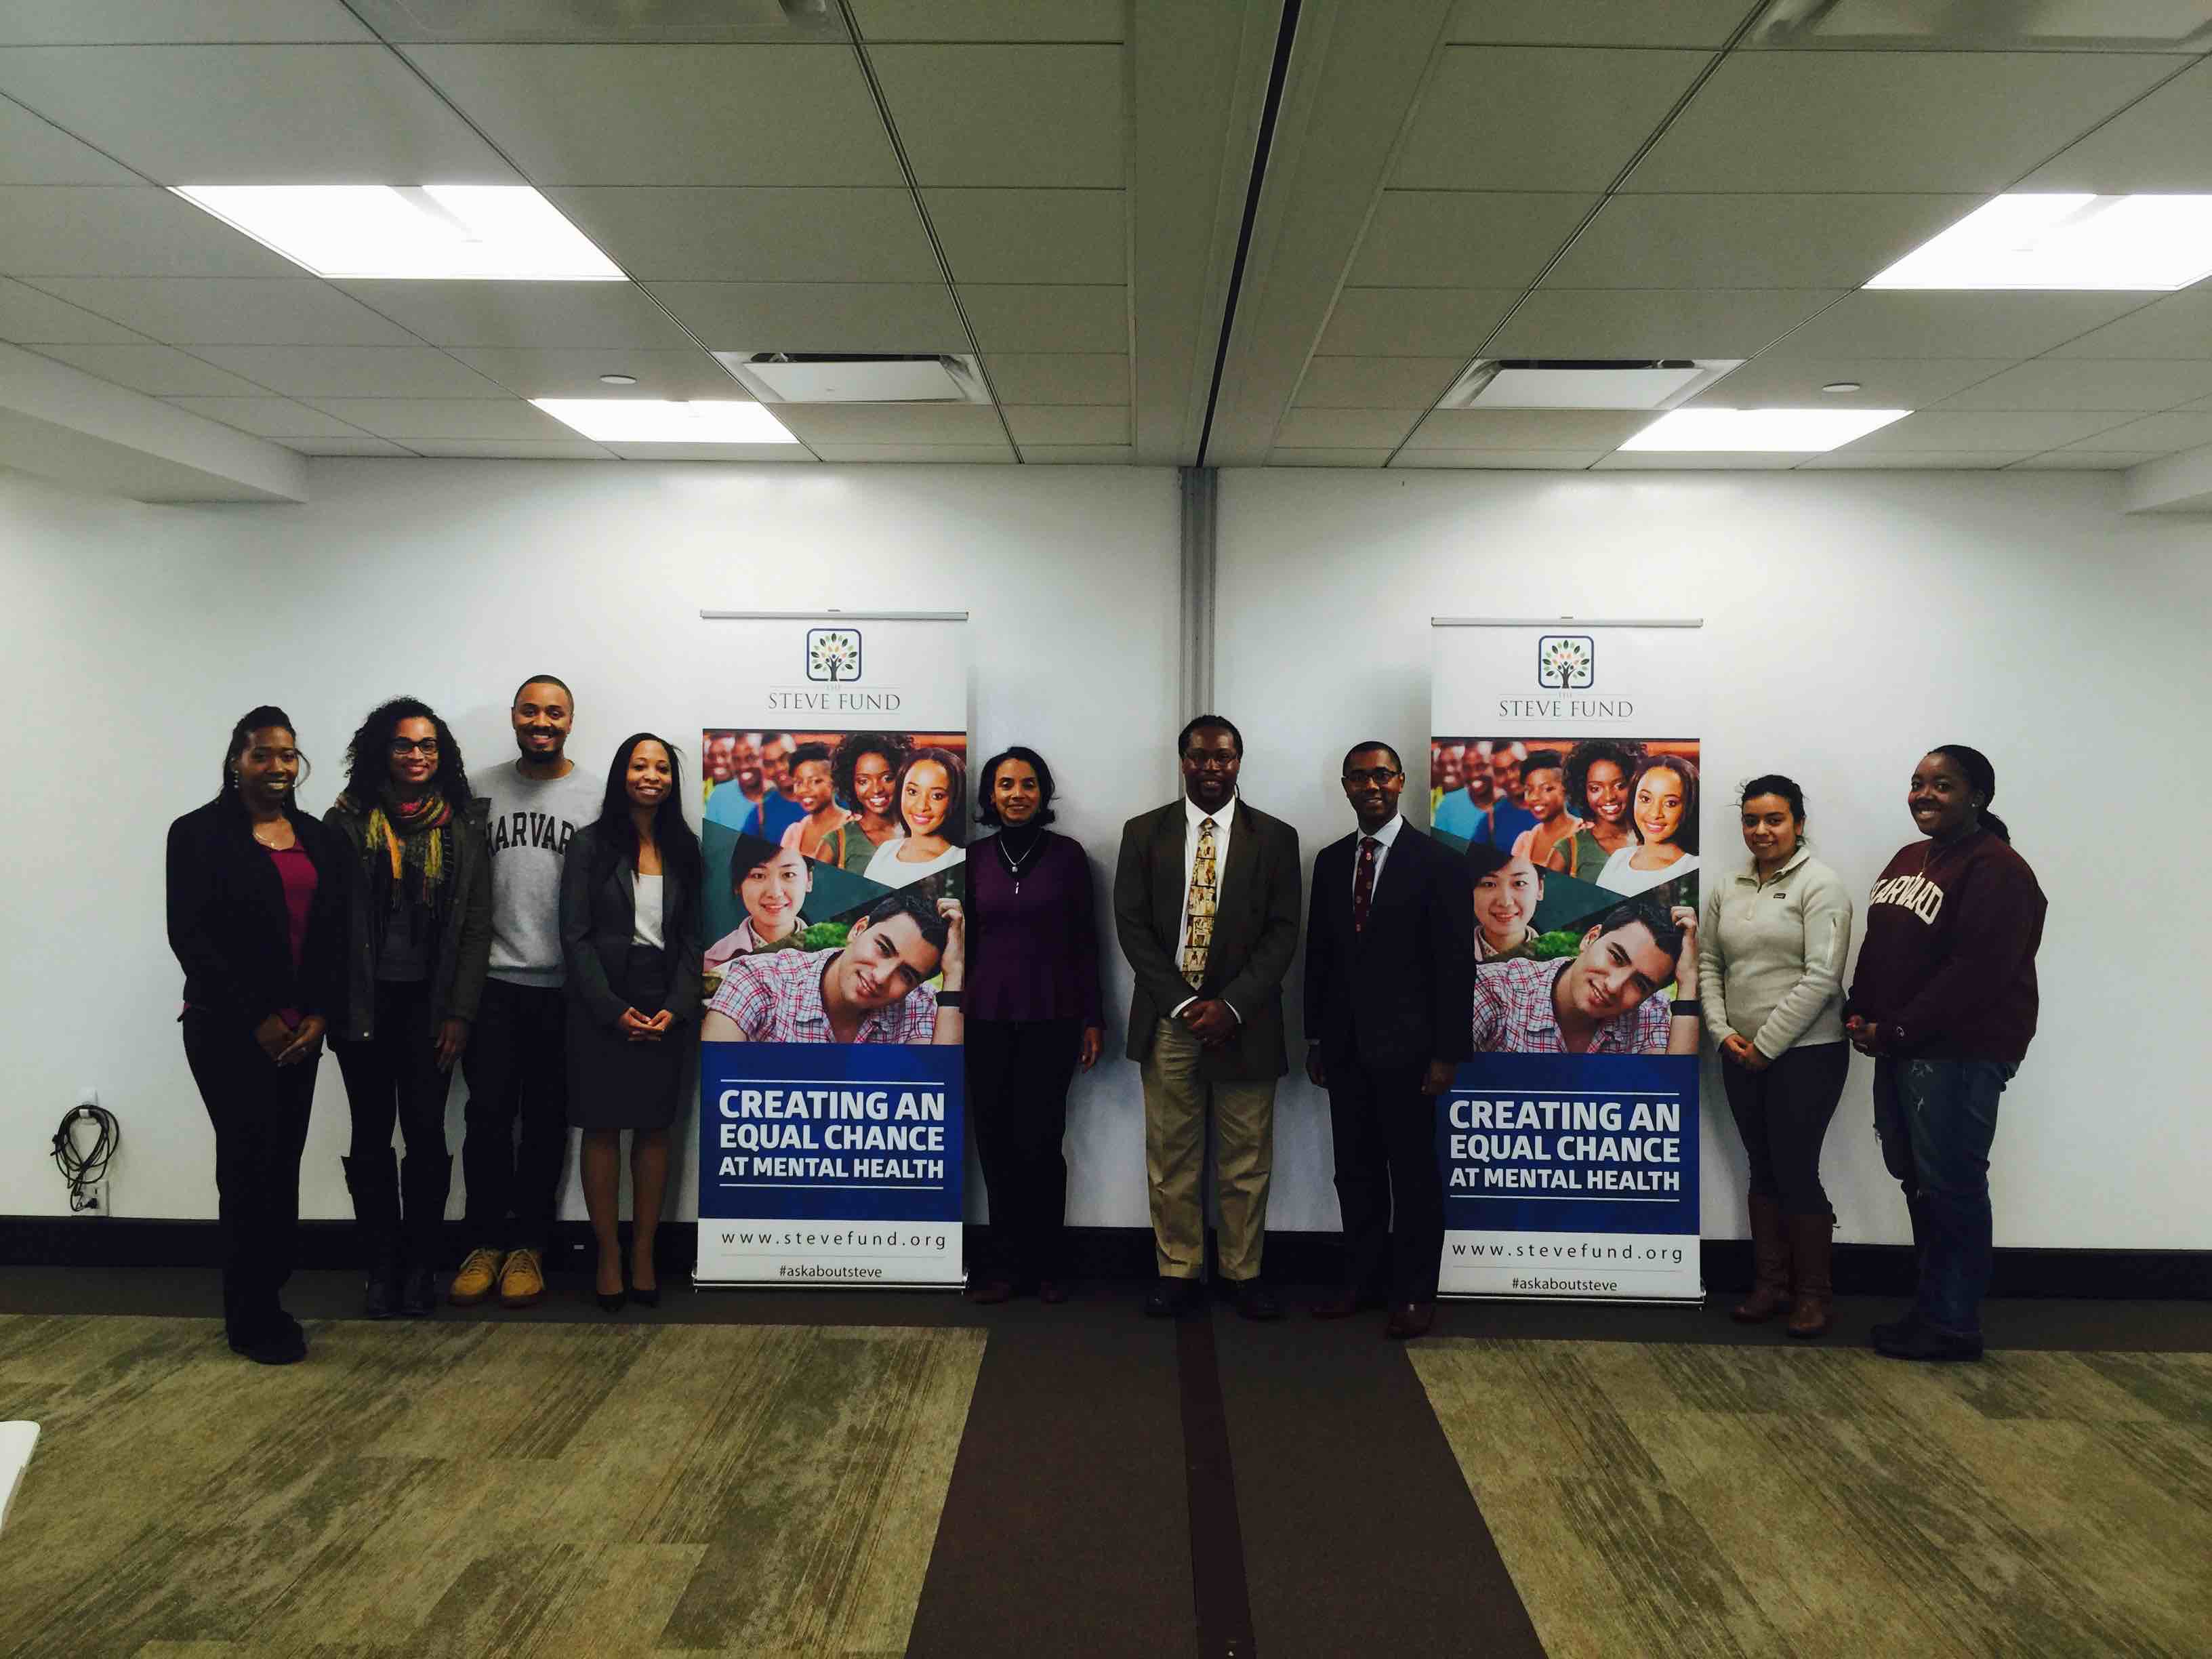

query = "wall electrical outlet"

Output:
[[83, 1180, 110, 1216]]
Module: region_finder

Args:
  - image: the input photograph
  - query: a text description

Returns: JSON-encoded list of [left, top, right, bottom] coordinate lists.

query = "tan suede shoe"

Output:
[[449, 1246, 504, 1308], [497, 1247, 546, 1309]]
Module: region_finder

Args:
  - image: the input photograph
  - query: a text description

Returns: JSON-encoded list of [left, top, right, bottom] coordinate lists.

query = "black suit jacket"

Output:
[[559, 823, 705, 1030], [1302, 823, 1475, 1071], [1113, 798, 1301, 1081], [166, 792, 346, 1029]]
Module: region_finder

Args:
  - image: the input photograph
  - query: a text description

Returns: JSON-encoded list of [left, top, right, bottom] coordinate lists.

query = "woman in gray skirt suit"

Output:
[[560, 733, 703, 1312]]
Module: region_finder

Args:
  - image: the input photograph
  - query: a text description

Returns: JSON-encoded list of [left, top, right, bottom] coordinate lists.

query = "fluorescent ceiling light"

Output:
[[170, 185, 623, 280], [1866, 194, 2212, 291], [1621, 408, 1910, 453], [531, 399, 799, 444]]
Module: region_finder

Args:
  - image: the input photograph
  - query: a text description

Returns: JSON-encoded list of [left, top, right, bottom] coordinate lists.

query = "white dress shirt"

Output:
[[1172, 791, 1237, 1019], [1350, 813, 1406, 893]]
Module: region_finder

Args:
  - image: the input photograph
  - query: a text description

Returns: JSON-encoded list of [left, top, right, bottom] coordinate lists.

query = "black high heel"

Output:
[[596, 1289, 626, 1313], [630, 1282, 660, 1309]]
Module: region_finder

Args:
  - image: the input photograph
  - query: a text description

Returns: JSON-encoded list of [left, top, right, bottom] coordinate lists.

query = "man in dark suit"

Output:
[[1304, 740, 1475, 1338], [1113, 714, 1302, 1319]]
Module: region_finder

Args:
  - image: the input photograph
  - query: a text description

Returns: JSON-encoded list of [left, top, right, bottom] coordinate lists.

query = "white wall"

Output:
[[0, 459, 1180, 1227], [1216, 466, 2212, 1251]]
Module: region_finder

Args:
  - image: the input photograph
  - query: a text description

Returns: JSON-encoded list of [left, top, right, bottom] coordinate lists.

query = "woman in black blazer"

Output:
[[560, 734, 704, 1311], [166, 706, 345, 1366]]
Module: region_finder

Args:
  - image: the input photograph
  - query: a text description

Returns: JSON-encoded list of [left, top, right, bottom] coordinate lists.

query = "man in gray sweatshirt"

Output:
[[451, 676, 602, 1309]]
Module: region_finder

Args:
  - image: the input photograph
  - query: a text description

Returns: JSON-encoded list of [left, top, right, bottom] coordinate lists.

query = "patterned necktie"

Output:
[[1353, 836, 1379, 935], [1182, 816, 1218, 989]]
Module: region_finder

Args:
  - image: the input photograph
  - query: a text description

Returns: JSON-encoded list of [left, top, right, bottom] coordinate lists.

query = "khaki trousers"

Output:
[[1140, 1016, 1277, 1282]]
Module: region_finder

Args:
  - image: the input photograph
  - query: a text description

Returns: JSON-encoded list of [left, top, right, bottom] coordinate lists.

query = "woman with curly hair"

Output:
[[326, 697, 491, 1319], [829, 731, 907, 871], [1548, 739, 1644, 881]]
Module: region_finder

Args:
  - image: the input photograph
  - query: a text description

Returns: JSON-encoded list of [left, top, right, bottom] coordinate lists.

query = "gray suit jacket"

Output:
[[1112, 798, 1301, 1081]]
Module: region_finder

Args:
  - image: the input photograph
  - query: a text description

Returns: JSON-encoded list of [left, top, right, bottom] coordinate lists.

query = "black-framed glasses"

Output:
[[1343, 766, 1402, 787], [389, 737, 441, 757]]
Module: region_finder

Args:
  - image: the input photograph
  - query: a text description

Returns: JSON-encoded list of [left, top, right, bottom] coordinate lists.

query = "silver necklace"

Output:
[[996, 830, 1046, 893]]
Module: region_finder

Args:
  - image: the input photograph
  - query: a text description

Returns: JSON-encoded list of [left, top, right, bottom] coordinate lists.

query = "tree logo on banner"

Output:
[[806, 627, 863, 682], [1536, 634, 1595, 691]]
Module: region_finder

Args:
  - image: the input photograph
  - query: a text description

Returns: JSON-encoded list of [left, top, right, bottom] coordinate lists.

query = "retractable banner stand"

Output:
[[694, 613, 968, 1288], [1430, 620, 1705, 1302]]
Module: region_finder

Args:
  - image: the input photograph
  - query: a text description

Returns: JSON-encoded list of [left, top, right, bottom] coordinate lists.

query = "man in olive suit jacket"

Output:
[[1112, 715, 1301, 1320]]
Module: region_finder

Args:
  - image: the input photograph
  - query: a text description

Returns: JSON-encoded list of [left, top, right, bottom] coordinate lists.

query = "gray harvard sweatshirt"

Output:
[[478, 760, 603, 987]]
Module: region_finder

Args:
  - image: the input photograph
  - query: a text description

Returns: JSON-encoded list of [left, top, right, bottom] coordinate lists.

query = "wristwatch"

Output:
[[935, 990, 962, 1008]]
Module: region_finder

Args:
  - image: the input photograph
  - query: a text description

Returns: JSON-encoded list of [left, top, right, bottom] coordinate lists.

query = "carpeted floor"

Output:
[[1411, 1337, 2212, 1659], [0, 1314, 985, 1658]]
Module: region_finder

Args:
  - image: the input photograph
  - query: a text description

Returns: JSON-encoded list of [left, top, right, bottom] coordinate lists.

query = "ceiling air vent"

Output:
[[1439, 359, 1743, 411], [713, 352, 991, 405]]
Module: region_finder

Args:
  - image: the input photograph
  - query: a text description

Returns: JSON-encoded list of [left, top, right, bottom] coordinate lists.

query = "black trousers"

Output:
[[460, 978, 570, 1250], [181, 1010, 316, 1345], [1721, 1039, 1849, 1218], [966, 1016, 1081, 1283], [334, 979, 455, 1251], [1326, 1053, 1443, 1303]]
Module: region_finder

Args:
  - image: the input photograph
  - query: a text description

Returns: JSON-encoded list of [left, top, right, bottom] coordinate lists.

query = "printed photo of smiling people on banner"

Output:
[[694, 613, 969, 1288], [1429, 621, 1704, 1301]]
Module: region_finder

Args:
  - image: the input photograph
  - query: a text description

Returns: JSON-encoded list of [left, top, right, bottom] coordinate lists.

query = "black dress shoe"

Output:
[[230, 1325, 308, 1366], [1311, 1288, 1383, 1319], [363, 1260, 401, 1322], [1143, 1277, 1200, 1318], [1873, 1319, 1982, 1362], [401, 1266, 438, 1318], [1231, 1279, 1283, 1322], [1869, 1311, 1921, 1349]]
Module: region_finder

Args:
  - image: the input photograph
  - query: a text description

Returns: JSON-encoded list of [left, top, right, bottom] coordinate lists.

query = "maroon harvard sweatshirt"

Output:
[[1843, 829, 2047, 1064]]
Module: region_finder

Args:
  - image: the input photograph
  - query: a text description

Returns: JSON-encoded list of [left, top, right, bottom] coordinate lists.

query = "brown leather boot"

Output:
[[1785, 1213, 1833, 1338], [1732, 1195, 1791, 1323]]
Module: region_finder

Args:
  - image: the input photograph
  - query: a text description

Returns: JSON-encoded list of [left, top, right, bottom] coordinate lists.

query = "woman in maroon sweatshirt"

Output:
[[1844, 744, 2045, 1363]]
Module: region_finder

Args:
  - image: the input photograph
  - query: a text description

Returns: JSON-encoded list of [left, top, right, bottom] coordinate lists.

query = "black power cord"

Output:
[[52, 1105, 120, 1213]]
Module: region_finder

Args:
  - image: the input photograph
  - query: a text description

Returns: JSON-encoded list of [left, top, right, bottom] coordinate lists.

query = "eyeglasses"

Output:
[[1343, 767, 1402, 787], [389, 737, 441, 757]]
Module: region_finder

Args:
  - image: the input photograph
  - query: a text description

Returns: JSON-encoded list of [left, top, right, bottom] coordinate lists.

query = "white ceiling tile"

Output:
[[774, 403, 1006, 443], [1265, 449, 1393, 468], [2024, 59, 2212, 190], [26, 277, 418, 344], [350, 0, 844, 44], [403, 440, 617, 457], [1406, 409, 1656, 450], [1351, 192, 1597, 289], [924, 189, 1125, 283], [1744, 0, 2212, 54], [191, 346, 508, 397], [1765, 292, 2150, 359], [2045, 291, 2212, 360], [0, 188, 298, 276], [302, 397, 574, 439], [1395, 47, 1708, 190], [399, 45, 901, 185], [1593, 451, 1803, 468], [447, 347, 745, 401], [958, 285, 1125, 352], [0, 46, 514, 183], [1390, 449, 1605, 469], [1317, 289, 1519, 357], [0, 275, 140, 341], [1002, 405, 1127, 443], [851, 1, 1123, 41], [1448, 0, 1750, 46], [869, 45, 1124, 187], [2065, 412, 2212, 450], [983, 352, 1126, 405], [1547, 194, 1984, 289], [0, 4, 374, 44], [25, 342, 266, 395], [1934, 358, 2212, 411], [1687, 356, 2017, 409], [1272, 409, 1424, 448], [647, 283, 966, 351], [1624, 51, 2177, 191], [326, 281, 697, 349], [1489, 289, 1846, 358], [600, 442, 815, 461], [291, 437, 414, 455], [0, 95, 138, 183], [1799, 450, 2031, 469], [166, 395, 373, 437], [1843, 410, 2135, 450], [1294, 357, 1465, 409], [545, 188, 937, 282], [807, 442, 1015, 462], [2009, 449, 2162, 468], [1018, 444, 1132, 463]]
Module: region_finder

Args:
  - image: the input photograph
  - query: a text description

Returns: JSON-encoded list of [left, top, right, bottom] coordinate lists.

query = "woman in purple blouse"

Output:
[[964, 746, 1104, 1305]]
